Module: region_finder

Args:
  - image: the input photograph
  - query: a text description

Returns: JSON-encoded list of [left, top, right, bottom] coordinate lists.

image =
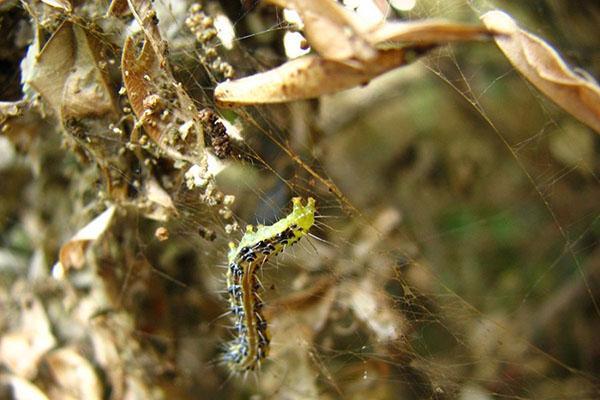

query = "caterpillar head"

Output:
[[290, 197, 316, 233]]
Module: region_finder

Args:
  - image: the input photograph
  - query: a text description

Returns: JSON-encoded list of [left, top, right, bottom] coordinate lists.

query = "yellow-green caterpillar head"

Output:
[[227, 197, 316, 263], [289, 197, 316, 233]]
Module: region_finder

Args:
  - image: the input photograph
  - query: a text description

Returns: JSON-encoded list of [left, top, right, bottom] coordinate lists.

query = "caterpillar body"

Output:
[[224, 197, 316, 372]]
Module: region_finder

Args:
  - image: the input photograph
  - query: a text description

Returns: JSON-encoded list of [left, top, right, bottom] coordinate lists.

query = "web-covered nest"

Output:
[[1, 1, 599, 399]]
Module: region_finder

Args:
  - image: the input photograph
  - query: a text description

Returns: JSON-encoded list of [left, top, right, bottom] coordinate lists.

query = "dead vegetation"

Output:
[[0, 0, 599, 399]]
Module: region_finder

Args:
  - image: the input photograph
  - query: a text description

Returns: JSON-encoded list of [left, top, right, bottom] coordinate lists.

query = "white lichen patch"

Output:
[[178, 120, 194, 140], [184, 164, 211, 189]]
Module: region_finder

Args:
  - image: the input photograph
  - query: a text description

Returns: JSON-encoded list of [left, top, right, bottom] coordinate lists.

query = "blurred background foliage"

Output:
[[0, 0, 598, 399]]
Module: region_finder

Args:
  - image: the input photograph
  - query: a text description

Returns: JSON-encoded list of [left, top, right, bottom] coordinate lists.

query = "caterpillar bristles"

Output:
[[222, 197, 316, 373]]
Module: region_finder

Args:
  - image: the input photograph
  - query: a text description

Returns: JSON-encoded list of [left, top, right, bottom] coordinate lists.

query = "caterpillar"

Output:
[[223, 197, 316, 372]]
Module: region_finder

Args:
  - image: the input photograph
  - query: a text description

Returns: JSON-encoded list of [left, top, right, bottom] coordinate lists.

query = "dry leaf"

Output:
[[121, 35, 207, 166], [0, 295, 56, 379], [215, 48, 426, 106], [57, 206, 116, 272], [121, 36, 165, 144], [370, 19, 495, 44], [121, 0, 207, 167], [266, 0, 376, 63], [26, 21, 117, 121], [44, 348, 102, 400], [215, 4, 494, 105], [482, 10, 600, 134]]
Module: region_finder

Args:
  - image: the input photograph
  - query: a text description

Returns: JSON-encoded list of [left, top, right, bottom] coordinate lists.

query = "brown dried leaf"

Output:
[[57, 206, 116, 272], [121, 0, 207, 166], [121, 36, 161, 142], [370, 19, 495, 44], [214, 7, 494, 106], [482, 10, 600, 134], [125, 0, 169, 66], [44, 348, 102, 400], [215, 48, 427, 106], [25, 23, 72, 116], [121, 36, 206, 166], [266, 0, 376, 63], [0, 295, 56, 379], [26, 21, 117, 121]]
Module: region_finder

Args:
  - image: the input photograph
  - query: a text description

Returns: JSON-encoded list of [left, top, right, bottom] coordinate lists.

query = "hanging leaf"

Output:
[[215, 2, 495, 106], [265, 0, 376, 63], [482, 10, 600, 134], [371, 19, 495, 45], [57, 206, 116, 273], [215, 47, 431, 106]]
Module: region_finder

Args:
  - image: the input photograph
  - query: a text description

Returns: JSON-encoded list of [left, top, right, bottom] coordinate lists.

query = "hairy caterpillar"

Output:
[[223, 197, 316, 372]]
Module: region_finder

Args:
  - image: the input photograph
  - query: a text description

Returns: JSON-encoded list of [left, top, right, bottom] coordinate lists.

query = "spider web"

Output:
[[120, 0, 599, 398], [1, 0, 597, 399]]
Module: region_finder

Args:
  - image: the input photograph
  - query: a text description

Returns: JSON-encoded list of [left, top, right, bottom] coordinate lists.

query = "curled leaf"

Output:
[[57, 206, 116, 273], [121, 36, 164, 144], [121, 35, 206, 165], [482, 10, 600, 134], [371, 19, 495, 45], [215, 3, 494, 106], [215, 48, 427, 106], [266, 0, 376, 63], [26, 21, 117, 121]]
